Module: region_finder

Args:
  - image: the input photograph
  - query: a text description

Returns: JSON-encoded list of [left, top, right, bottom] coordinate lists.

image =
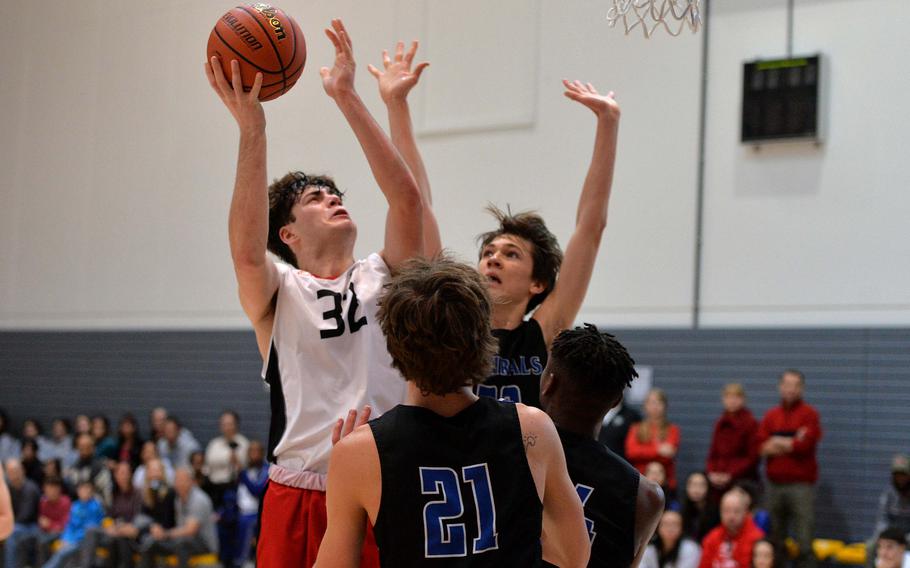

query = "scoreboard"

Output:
[[741, 55, 823, 144]]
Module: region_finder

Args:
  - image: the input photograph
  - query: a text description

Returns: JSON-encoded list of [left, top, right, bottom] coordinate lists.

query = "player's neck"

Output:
[[490, 301, 527, 331], [405, 384, 479, 417], [296, 246, 355, 280], [548, 404, 603, 441]]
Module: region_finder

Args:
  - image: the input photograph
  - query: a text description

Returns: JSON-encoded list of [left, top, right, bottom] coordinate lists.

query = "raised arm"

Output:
[[205, 58, 279, 359], [533, 81, 620, 344], [320, 20, 423, 270], [368, 41, 442, 257]]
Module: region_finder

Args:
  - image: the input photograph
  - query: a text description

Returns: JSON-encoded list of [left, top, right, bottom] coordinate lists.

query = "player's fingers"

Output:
[[367, 64, 381, 78], [355, 405, 372, 428], [382, 49, 391, 69], [562, 78, 579, 92], [331, 419, 343, 445], [342, 409, 357, 436], [405, 41, 418, 65], [210, 57, 231, 94], [230, 60, 244, 96], [394, 41, 404, 62], [319, 66, 330, 80], [564, 90, 583, 102], [324, 28, 342, 54], [608, 90, 616, 99], [250, 72, 263, 99], [413, 62, 430, 80], [334, 20, 353, 52], [204, 61, 218, 89], [573, 80, 585, 91], [587, 82, 597, 93]]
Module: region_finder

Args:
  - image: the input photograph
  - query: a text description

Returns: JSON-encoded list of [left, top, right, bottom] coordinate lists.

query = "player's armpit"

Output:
[[234, 257, 279, 358]]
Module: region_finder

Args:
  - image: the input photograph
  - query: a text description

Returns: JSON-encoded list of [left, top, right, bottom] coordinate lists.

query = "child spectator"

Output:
[[642, 510, 702, 568], [42, 479, 104, 568], [681, 472, 720, 542], [752, 539, 781, 568], [875, 528, 908, 568], [627, 389, 681, 492], [706, 384, 759, 496], [33, 476, 72, 566], [647, 461, 679, 510]]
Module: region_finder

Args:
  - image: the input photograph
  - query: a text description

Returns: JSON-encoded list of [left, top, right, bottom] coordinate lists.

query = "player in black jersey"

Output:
[[314, 257, 590, 568], [540, 324, 665, 568]]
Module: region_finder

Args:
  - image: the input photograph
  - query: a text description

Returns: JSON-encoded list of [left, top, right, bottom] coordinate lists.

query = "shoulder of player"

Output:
[[636, 475, 665, 517], [329, 425, 379, 477], [515, 404, 560, 452]]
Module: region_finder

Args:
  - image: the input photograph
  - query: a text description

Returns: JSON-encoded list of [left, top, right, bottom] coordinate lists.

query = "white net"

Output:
[[606, 0, 702, 38]]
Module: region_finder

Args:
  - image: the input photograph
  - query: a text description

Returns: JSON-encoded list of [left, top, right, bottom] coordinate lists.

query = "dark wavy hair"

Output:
[[267, 171, 345, 268], [477, 206, 563, 314], [378, 256, 497, 396]]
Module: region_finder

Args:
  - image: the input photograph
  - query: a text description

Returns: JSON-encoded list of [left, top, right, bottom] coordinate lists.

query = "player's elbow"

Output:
[[639, 477, 666, 520]]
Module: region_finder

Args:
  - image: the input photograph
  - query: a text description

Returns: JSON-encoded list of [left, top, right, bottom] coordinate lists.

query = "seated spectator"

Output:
[[138, 468, 217, 568], [872, 455, 910, 543], [74, 414, 92, 437], [157, 418, 200, 470], [4, 458, 42, 568], [189, 451, 217, 504], [137, 458, 177, 535], [65, 432, 113, 507], [42, 479, 105, 568], [40, 419, 77, 470], [32, 476, 72, 566], [21, 418, 49, 454], [149, 407, 169, 443], [752, 539, 781, 568], [93, 414, 119, 462], [682, 471, 720, 542], [699, 487, 765, 568], [0, 408, 21, 463], [133, 440, 175, 489], [734, 480, 771, 535], [116, 413, 144, 471], [707, 384, 759, 496], [205, 410, 249, 496], [599, 396, 643, 460], [627, 388, 681, 493], [647, 461, 679, 510], [875, 528, 908, 568], [642, 510, 702, 568], [0, 466, 12, 540], [21, 439, 45, 487], [233, 440, 269, 567], [82, 461, 144, 568]]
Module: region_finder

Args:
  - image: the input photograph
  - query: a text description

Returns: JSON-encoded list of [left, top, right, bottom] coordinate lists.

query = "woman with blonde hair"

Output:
[[626, 388, 681, 493]]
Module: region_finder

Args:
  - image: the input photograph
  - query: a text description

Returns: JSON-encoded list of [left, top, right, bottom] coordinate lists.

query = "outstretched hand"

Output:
[[331, 406, 372, 446], [205, 57, 265, 132], [321, 19, 357, 100], [368, 41, 430, 104], [563, 80, 620, 120]]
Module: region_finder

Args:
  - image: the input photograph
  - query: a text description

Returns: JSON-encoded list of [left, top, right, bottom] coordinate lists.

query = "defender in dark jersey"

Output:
[[540, 324, 664, 568], [314, 257, 590, 568]]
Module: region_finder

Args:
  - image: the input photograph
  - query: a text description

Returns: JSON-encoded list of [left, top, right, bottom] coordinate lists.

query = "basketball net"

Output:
[[606, 0, 701, 38]]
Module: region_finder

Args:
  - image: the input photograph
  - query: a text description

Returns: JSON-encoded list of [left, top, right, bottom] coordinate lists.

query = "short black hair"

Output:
[[220, 410, 240, 426], [549, 324, 638, 410], [780, 368, 805, 383], [879, 527, 908, 547]]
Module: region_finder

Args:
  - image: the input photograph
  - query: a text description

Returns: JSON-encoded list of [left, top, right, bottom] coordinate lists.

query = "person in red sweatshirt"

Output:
[[627, 389, 682, 494], [699, 487, 765, 568], [35, 476, 72, 565], [757, 369, 822, 568], [706, 383, 760, 498]]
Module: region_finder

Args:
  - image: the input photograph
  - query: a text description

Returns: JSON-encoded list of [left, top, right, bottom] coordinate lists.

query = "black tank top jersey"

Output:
[[370, 397, 543, 567], [479, 318, 548, 408], [545, 427, 640, 568]]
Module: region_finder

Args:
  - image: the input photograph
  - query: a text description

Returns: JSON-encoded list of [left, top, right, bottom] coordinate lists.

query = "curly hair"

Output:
[[268, 171, 345, 267], [549, 323, 638, 408], [378, 256, 497, 396], [477, 205, 563, 314]]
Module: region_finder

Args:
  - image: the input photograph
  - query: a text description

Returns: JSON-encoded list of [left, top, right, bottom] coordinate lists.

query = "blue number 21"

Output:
[[420, 464, 499, 558]]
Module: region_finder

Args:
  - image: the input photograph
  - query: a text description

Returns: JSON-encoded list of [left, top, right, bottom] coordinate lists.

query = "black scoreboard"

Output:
[[741, 55, 823, 144]]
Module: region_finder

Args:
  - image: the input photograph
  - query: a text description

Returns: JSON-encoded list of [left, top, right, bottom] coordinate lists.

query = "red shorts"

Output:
[[257, 481, 380, 568]]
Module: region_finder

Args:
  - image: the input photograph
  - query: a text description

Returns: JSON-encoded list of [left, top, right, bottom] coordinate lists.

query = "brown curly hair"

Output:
[[267, 171, 344, 268], [378, 256, 497, 396]]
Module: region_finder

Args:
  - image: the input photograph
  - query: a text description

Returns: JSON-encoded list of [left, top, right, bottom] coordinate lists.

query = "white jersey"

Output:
[[262, 253, 406, 490]]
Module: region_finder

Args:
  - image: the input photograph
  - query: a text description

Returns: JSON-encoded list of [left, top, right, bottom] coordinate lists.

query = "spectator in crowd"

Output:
[[875, 528, 908, 568], [82, 461, 144, 568], [0, 466, 12, 540], [599, 395, 643, 460], [74, 415, 92, 437], [235, 440, 268, 566], [0, 409, 21, 463], [647, 461, 678, 510], [20, 419, 48, 453], [93, 415, 119, 462], [641, 510, 702, 568], [138, 458, 176, 537], [873, 455, 910, 541], [707, 384, 759, 496], [682, 471, 720, 542], [734, 480, 771, 535], [205, 410, 249, 500], [65, 432, 113, 507], [628, 389, 681, 493], [20, 440, 45, 487], [157, 418, 200, 470], [752, 539, 780, 568], [138, 468, 217, 568], [699, 487, 765, 568], [31, 476, 72, 566], [116, 414, 144, 471], [149, 408, 168, 443], [42, 479, 105, 568], [39, 419, 76, 470], [4, 458, 42, 567], [758, 369, 822, 568], [188, 451, 217, 506], [133, 441, 175, 489]]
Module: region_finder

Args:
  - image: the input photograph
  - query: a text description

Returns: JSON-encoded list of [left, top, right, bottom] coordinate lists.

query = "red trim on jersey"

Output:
[[257, 481, 379, 568]]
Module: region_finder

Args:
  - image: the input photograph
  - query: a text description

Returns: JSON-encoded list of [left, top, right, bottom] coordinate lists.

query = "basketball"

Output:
[[206, 4, 306, 101]]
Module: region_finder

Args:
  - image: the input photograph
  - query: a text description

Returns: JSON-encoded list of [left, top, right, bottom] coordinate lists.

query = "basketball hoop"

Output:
[[606, 0, 701, 38]]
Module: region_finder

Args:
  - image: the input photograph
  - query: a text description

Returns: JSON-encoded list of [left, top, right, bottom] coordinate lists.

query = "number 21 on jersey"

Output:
[[420, 464, 498, 558]]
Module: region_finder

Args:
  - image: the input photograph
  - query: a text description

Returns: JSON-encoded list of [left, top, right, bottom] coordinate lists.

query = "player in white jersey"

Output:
[[205, 19, 437, 568]]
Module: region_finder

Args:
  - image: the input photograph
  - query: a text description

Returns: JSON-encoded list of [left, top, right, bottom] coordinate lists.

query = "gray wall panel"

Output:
[[1, 328, 908, 542]]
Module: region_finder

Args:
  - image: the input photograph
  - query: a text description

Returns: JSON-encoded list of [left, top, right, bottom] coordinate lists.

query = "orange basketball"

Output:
[[206, 4, 306, 102]]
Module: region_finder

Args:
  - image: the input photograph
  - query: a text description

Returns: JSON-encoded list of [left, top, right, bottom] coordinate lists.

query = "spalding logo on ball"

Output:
[[207, 3, 306, 101]]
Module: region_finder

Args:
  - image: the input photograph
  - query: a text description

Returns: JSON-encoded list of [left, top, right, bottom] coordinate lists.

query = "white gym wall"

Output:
[[0, 0, 906, 329]]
